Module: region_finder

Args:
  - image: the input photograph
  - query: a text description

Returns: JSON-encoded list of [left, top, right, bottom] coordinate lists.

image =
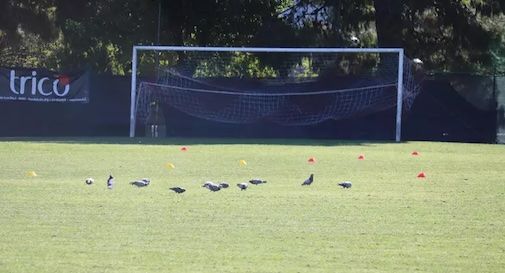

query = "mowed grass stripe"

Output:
[[0, 138, 503, 273]]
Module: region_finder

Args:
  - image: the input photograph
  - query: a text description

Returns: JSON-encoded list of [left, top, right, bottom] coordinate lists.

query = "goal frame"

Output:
[[130, 46, 405, 141]]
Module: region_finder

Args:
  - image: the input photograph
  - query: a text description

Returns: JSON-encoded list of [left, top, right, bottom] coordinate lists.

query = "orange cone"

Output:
[[411, 151, 419, 156], [180, 146, 188, 151], [307, 157, 317, 164], [358, 154, 365, 160], [417, 172, 426, 178]]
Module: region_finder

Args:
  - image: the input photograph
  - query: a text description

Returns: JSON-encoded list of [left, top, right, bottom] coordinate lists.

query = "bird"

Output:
[[249, 178, 267, 185], [141, 178, 150, 183], [237, 183, 248, 190], [107, 175, 114, 189], [413, 58, 423, 65], [130, 178, 150, 187], [203, 181, 217, 187], [219, 182, 229, 188], [169, 187, 186, 194], [203, 182, 221, 192], [338, 181, 352, 189], [350, 35, 360, 46], [302, 174, 314, 186]]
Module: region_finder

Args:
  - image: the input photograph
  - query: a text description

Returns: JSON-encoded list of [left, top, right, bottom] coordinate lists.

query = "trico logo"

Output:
[[9, 70, 71, 97]]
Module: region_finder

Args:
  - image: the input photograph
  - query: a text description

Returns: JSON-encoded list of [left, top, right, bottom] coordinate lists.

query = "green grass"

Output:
[[0, 138, 504, 273]]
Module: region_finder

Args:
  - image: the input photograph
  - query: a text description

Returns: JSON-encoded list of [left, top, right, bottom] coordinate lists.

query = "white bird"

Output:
[[350, 35, 360, 46], [413, 58, 423, 65], [131, 178, 150, 187], [302, 174, 314, 186], [237, 183, 248, 191], [107, 175, 114, 189], [338, 181, 352, 189], [219, 182, 229, 188], [249, 178, 267, 185]]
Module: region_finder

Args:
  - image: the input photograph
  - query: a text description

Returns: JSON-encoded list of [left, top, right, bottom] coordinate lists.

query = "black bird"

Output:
[[203, 182, 221, 192], [219, 182, 229, 188], [302, 174, 314, 186], [249, 179, 267, 185], [169, 187, 186, 194], [130, 178, 150, 187], [107, 175, 114, 189], [237, 183, 248, 190], [338, 181, 352, 188]]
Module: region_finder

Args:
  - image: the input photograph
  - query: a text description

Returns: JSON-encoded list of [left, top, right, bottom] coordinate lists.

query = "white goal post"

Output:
[[130, 46, 405, 141]]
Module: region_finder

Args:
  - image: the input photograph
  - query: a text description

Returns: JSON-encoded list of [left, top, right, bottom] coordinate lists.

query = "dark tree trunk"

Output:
[[164, 0, 185, 45], [373, 0, 404, 48]]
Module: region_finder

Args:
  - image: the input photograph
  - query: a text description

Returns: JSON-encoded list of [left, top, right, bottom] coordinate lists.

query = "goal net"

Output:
[[130, 47, 421, 140]]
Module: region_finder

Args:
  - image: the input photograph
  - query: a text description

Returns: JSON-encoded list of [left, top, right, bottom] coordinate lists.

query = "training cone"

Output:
[[27, 171, 37, 177], [180, 146, 188, 151], [358, 154, 365, 160], [166, 162, 175, 169], [411, 151, 419, 156], [417, 172, 426, 178], [307, 157, 317, 164], [239, 159, 247, 166]]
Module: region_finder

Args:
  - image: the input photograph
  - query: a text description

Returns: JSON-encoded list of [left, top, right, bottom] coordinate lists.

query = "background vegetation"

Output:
[[1, 0, 505, 75]]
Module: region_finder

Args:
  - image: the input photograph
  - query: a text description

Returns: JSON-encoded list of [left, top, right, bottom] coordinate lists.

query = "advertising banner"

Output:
[[0, 67, 89, 103]]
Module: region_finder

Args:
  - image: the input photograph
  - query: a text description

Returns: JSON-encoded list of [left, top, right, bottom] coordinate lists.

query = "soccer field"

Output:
[[0, 138, 503, 273]]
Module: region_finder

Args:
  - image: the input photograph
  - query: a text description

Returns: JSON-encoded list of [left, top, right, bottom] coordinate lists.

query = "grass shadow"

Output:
[[0, 137, 395, 146]]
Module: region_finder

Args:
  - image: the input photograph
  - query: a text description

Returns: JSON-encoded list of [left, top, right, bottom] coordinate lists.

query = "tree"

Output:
[[162, 0, 283, 46], [279, 0, 505, 73], [53, 0, 159, 74], [0, 0, 58, 67], [1, 0, 505, 74]]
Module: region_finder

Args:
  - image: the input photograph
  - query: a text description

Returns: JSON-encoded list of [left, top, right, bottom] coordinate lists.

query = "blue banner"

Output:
[[0, 67, 89, 103]]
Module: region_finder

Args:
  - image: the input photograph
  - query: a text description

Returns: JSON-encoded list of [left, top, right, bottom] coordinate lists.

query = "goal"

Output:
[[130, 46, 421, 141]]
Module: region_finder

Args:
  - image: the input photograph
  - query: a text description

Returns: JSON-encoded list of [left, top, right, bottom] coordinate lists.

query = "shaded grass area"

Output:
[[0, 138, 504, 272], [0, 136, 380, 146]]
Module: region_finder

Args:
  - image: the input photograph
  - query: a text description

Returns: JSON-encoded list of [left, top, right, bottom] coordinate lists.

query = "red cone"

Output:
[[180, 146, 188, 151], [417, 172, 426, 178], [358, 154, 365, 160], [411, 151, 419, 156], [307, 157, 317, 164]]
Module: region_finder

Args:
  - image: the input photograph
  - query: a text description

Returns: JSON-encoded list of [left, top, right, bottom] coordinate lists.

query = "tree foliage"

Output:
[[1, 0, 505, 74], [287, 0, 505, 72]]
